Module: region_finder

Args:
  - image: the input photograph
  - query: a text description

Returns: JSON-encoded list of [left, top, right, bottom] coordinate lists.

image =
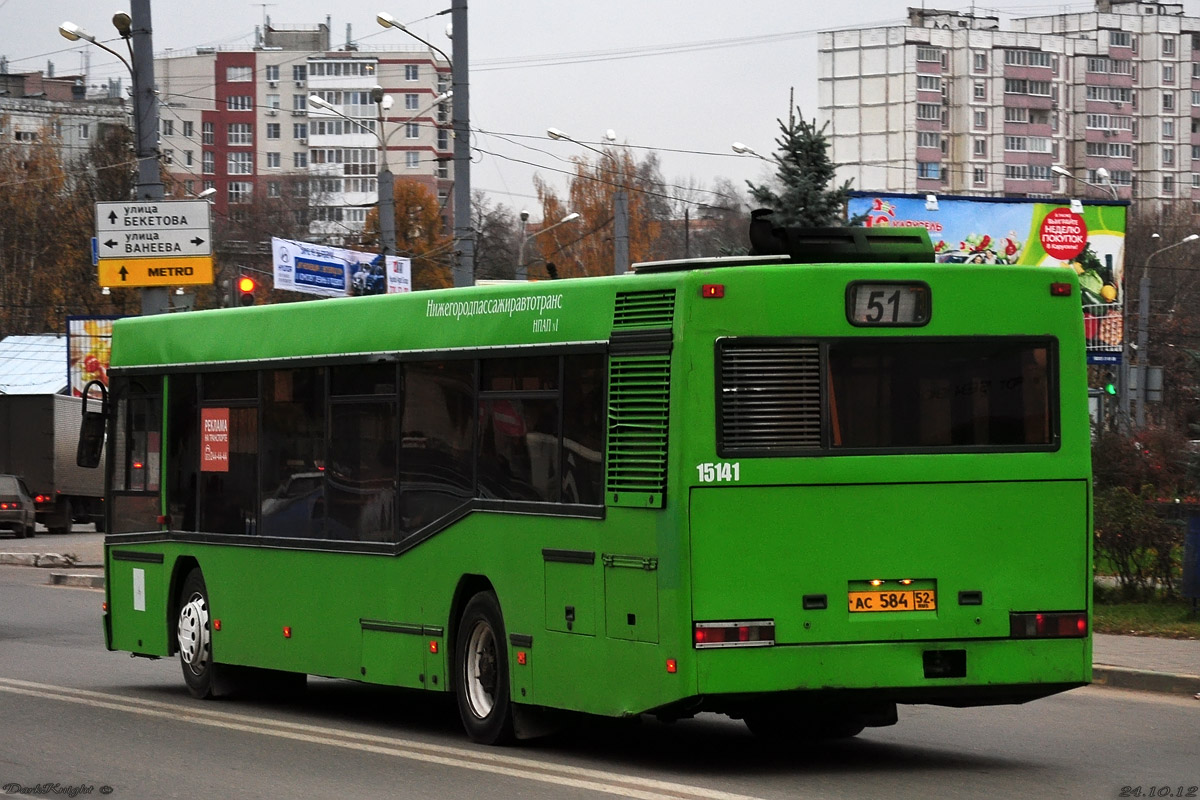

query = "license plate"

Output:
[[848, 589, 937, 613]]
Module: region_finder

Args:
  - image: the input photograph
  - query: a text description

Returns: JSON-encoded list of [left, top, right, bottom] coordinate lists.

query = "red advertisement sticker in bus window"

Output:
[[201, 407, 230, 472]]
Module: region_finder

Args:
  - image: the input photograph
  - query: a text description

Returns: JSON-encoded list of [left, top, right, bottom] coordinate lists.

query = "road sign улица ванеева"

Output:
[[94, 200, 214, 288]]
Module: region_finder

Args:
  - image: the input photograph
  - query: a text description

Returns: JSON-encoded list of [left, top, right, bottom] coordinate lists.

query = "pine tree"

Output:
[[746, 107, 853, 227]]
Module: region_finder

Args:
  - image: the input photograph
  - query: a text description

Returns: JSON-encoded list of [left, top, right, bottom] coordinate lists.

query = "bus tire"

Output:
[[454, 591, 515, 745], [177, 568, 218, 699]]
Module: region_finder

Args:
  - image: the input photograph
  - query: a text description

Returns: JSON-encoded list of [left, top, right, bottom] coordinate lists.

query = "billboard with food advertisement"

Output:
[[67, 315, 122, 398], [847, 192, 1127, 364]]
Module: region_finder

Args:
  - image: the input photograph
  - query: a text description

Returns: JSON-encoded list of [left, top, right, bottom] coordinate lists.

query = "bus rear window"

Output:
[[718, 338, 1057, 455], [828, 339, 1054, 450]]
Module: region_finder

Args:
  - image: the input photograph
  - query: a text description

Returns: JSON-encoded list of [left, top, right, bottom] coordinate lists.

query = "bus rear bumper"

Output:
[[691, 636, 1091, 710]]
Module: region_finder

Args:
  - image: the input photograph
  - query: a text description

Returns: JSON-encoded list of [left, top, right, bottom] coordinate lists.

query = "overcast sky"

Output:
[[5, 1, 1200, 220]]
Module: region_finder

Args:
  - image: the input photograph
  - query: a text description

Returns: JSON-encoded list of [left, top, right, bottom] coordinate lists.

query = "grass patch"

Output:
[[1093, 587, 1200, 639]]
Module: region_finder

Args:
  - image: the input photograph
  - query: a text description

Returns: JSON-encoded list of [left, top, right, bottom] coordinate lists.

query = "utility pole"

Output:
[[450, 0, 473, 288], [130, 0, 167, 315]]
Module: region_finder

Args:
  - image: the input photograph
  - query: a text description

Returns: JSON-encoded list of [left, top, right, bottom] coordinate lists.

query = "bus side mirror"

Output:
[[77, 380, 108, 469]]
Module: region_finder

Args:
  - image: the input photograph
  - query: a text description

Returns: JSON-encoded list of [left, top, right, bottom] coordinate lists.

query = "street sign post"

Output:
[[95, 200, 214, 288]]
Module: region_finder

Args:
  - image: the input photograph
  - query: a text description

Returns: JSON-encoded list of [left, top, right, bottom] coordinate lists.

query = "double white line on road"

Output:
[[0, 677, 765, 800]]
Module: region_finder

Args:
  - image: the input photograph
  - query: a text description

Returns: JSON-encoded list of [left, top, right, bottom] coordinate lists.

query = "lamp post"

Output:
[[547, 127, 629, 275], [309, 89, 451, 260], [1135, 233, 1200, 428], [378, 6, 472, 288], [731, 141, 771, 162], [1051, 165, 1120, 201], [516, 211, 580, 280], [61, 2, 167, 315]]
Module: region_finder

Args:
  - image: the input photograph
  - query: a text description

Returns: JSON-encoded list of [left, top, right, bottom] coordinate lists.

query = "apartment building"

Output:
[[0, 69, 128, 162], [156, 20, 452, 243], [819, 0, 1200, 212]]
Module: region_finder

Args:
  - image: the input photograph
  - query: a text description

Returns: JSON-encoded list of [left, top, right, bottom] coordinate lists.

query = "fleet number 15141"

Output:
[[696, 462, 740, 483]]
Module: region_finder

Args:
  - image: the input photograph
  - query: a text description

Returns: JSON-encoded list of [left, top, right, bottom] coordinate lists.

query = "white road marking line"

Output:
[[0, 677, 765, 800]]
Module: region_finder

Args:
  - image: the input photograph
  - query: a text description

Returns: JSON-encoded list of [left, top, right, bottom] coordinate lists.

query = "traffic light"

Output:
[[1103, 371, 1117, 396], [237, 276, 256, 306]]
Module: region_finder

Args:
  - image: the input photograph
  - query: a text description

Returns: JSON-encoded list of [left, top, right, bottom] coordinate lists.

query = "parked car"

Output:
[[0, 474, 36, 539]]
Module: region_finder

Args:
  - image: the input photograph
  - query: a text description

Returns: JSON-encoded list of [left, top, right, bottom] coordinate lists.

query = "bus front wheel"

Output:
[[177, 568, 217, 699], [454, 591, 515, 745]]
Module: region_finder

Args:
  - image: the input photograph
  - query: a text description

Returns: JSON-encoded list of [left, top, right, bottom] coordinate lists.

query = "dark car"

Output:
[[0, 474, 36, 539]]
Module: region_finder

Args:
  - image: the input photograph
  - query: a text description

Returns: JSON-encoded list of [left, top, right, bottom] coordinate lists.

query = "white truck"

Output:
[[0, 394, 105, 533]]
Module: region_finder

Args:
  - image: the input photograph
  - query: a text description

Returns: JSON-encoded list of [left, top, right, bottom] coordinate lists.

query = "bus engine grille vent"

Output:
[[719, 342, 822, 453], [606, 353, 670, 508], [613, 289, 676, 330]]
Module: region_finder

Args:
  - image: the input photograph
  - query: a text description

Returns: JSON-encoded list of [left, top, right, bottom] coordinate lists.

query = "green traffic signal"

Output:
[[1103, 372, 1117, 395]]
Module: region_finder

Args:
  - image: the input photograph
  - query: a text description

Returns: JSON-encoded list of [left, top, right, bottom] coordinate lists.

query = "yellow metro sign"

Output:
[[98, 255, 214, 287]]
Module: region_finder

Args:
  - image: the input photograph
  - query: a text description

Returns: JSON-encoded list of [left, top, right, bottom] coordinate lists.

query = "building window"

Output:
[[294, 123, 308, 140], [973, 81, 986, 100], [406, 151, 420, 169], [437, 129, 449, 151], [293, 65, 307, 83], [1164, 146, 1176, 166], [1005, 164, 1030, 180], [183, 121, 194, 138], [917, 132, 940, 148], [916, 161, 940, 179], [226, 95, 252, 111], [974, 110, 987, 128], [202, 152, 214, 174], [1165, 36, 1176, 56], [202, 122, 214, 145], [405, 93, 420, 111], [1029, 165, 1051, 181], [405, 64, 419, 81], [1005, 136, 1027, 152], [916, 103, 941, 120], [406, 122, 419, 139], [1110, 31, 1131, 48], [161, 119, 174, 136], [974, 167, 986, 184], [226, 66, 252, 82], [1164, 92, 1175, 111], [1005, 107, 1029, 123], [293, 94, 307, 112], [228, 152, 253, 175], [973, 52, 987, 72], [1164, 63, 1176, 84], [79, 123, 90, 139], [917, 75, 941, 91], [267, 123, 281, 140], [185, 150, 194, 166], [1004, 49, 1051, 67], [1164, 175, 1176, 195], [1165, 119, 1176, 139], [266, 94, 281, 110], [294, 152, 308, 168], [916, 46, 941, 63], [266, 152, 281, 169], [267, 181, 281, 198], [265, 64, 280, 82], [227, 123, 252, 145], [228, 181, 252, 204], [973, 138, 987, 157], [185, 180, 195, 195]]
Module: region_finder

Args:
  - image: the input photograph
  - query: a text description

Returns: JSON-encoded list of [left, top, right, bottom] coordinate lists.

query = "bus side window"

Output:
[[399, 360, 473, 535], [562, 353, 605, 505], [109, 375, 164, 534]]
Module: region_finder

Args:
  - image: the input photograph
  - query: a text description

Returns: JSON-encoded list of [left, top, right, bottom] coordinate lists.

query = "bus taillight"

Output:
[[1009, 611, 1088, 638], [693, 620, 775, 649]]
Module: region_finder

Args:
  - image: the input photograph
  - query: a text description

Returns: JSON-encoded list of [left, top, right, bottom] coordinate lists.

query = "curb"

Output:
[[0, 552, 82, 568], [47, 572, 105, 589], [1092, 665, 1200, 697]]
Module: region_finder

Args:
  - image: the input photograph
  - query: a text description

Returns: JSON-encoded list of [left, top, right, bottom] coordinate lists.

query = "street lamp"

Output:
[[378, 6, 472, 288], [731, 141, 770, 161], [547, 127, 629, 274], [516, 211, 581, 280], [1051, 165, 1120, 201], [1134, 232, 1200, 428], [61, 4, 167, 315], [308, 89, 451, 259]]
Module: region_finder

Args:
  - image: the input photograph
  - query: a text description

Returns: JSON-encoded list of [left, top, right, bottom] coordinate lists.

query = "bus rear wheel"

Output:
[[454, 591, 514, 745], [177, 568, 216, 699]]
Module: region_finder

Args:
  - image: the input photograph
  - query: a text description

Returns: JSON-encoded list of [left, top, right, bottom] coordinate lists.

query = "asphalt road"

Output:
[[1, 564, 1198, 800]]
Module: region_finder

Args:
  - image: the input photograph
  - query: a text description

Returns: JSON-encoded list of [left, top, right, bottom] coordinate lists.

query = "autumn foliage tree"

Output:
[[364, 178, 452, 290]]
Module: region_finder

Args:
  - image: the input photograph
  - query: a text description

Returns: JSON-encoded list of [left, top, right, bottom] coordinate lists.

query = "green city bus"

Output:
[[96, 225, 1092, 744]]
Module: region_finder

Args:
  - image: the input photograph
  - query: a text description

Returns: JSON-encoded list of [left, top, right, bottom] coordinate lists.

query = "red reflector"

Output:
[[666, 659, 677, 673], [213, 619, 221, 631], [1050, 282, 1072, 297], [517, 651, 527, 666], [429, 640, 438, 654], [693, 620, 775, 648], [701, 284, 725, 298], [102, 602, 108, 613], [283, 626, 292, 639]]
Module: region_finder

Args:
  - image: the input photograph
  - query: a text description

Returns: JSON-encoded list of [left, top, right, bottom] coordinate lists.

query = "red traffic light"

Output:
[[237, 276, 256, 306]]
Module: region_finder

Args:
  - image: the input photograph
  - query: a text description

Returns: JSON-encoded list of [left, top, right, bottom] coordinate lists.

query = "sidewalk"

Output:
[[2, 534, 1198, 698]]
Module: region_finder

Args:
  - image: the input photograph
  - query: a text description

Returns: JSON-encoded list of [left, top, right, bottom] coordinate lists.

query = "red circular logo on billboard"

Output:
[[1040, 208, 1087, 261]]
